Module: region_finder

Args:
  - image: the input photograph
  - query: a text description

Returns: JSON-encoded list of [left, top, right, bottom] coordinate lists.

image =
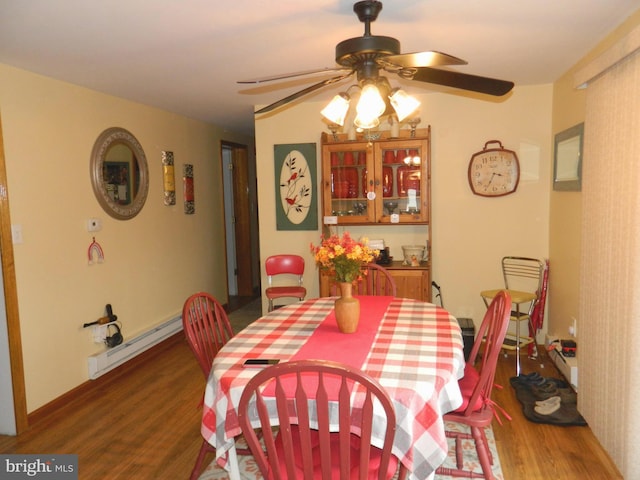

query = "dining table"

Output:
[[200, 295, 465, 480]]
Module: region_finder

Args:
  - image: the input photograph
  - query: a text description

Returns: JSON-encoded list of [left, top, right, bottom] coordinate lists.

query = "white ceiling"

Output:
[[1, 0, 639, 136]]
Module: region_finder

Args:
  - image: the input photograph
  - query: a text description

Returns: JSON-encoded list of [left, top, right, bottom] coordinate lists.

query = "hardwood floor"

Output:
[[492, 351, 622, 479], [0, 326, 622, 479], [0, 335, 205, 479]]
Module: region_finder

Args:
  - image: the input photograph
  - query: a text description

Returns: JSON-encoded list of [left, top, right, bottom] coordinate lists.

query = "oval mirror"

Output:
[[90, 127, 149, 220]]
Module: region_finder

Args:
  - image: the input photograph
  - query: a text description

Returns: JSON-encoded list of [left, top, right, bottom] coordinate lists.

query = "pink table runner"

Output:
[[263, 295, 393, 397], [290, 295, 392, 364]]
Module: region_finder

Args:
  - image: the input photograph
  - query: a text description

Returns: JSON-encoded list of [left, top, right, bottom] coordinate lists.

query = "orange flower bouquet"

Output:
[[310, 232, 378, 283]]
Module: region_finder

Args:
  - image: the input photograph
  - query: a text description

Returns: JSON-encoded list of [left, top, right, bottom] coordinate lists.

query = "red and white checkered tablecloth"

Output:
[[201, 296, 464, 479]]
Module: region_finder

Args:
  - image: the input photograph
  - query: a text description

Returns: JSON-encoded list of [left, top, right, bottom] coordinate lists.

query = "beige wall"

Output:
[[0, 64, 254, 411], [255, 84, 552, 329], [549, 8, 640, 342]]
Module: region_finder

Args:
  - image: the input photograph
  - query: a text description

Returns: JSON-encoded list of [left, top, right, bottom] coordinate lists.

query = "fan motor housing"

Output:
[[335, 36, 400, 68]]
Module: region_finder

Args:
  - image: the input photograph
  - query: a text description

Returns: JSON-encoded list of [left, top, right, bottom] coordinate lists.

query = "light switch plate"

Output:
[[87, 218, 102, 232], [11, 224, 23, 244]]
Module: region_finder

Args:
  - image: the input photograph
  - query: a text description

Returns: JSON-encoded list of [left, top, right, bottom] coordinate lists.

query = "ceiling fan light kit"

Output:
[[321, 93, 351, 126], [321, 79, 420, 130], [242, 0, 514, 130], [354, 82, 386, 127], [389, 88, 421, 122]]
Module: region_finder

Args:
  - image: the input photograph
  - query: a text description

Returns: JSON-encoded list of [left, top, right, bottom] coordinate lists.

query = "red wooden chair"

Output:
[[182, 292, 235, 480], [436, 290, 511, 479], [237, 359, 406, 480], [265, 254, 307, 311], [330, 263, 397, 297]]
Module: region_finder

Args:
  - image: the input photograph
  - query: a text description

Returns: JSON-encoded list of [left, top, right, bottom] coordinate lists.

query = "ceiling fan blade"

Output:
[[239, 67, 352, 84], [410, 67, 514, 96], [255, 71, 354, 114], [380, 51, 467, 69]]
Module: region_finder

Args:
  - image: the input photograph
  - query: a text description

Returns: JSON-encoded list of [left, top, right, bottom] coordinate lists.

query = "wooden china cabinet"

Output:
[[319, 127, 432, 301]]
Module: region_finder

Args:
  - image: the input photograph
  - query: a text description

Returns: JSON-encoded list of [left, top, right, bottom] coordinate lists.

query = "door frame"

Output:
[[221, 141, 259, 297], [0, 115, 28, 433]]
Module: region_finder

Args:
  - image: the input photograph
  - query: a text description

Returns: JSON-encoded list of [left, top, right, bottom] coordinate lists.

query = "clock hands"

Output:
[[486, 172, 503, 187]]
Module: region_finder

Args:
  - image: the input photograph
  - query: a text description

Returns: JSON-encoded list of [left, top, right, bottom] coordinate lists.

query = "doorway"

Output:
[[221, 142, 260, 305]]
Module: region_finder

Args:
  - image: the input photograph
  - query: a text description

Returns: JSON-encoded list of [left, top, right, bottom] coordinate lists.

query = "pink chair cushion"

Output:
[[453, 363, 484, 413], [272, 425, 399, 479]]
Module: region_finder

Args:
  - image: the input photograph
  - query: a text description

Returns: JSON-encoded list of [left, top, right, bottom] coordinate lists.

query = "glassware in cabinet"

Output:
[[321, 128, 430, 225], [323, 144, 373, 223], [374, 139, 429, 223]]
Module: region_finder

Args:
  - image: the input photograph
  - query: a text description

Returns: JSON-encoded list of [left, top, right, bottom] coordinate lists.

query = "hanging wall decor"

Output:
[[183, 163, 195, 214], [87, 237, 105, 265], [162, 151, 176, 205], [274, 143, 318, 230]]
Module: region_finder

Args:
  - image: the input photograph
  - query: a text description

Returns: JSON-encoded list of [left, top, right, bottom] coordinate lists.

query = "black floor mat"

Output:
[[510, 376, 588, 426]]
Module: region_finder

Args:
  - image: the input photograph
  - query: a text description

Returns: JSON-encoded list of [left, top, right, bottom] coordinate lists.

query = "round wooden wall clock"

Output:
[[468, 140, 520, 197]]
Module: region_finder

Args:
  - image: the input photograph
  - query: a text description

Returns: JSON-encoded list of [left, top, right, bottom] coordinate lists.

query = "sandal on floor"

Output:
[[535, 396, 561, 408], [534, 400, 561, 415], [531, 383, 559, 400]]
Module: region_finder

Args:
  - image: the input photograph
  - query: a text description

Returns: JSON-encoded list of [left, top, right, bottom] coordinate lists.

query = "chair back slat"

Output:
[[464, 290, 511, 416], [502, 256, 544, 293], [329, 263, 397, 297], [238, 360, 398, 480], [252, 385, 281, 478], [182, 292, 234, 378]]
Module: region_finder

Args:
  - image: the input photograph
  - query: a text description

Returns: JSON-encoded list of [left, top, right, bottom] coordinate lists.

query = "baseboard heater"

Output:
[[88, 315, 183, 379], [549, 346, 578, 391]]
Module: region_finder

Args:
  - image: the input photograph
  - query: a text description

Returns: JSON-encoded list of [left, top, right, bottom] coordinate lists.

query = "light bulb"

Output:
[[389, 88, 420, 121], [354, 115, 380, 130], [321, 93, 350, 126], [355, 83, 385, 128]]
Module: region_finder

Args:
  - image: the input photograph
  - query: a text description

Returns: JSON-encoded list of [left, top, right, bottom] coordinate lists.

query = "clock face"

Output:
[[468, 148, 520, 197]]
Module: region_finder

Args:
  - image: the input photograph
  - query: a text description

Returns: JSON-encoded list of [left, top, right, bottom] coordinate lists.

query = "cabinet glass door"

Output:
[[375, 140, 428, 223], [323, 144, 374, 223]]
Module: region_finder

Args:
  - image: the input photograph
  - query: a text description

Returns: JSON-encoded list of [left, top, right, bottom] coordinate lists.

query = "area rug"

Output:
[[198, 422, 503, 479], [510, 375, 587, 426]]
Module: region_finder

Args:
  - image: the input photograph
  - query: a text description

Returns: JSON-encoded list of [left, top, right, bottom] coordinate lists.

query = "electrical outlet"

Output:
[[92, 325, 107, 343], [568, 317, 578, 337]]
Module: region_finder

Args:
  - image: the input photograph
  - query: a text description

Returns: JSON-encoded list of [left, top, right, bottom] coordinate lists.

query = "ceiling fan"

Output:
[[240, 0, 514, 116]]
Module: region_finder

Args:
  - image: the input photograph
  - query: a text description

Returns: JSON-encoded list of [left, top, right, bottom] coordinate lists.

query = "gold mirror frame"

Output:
[[90, 127, 149, 219]]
